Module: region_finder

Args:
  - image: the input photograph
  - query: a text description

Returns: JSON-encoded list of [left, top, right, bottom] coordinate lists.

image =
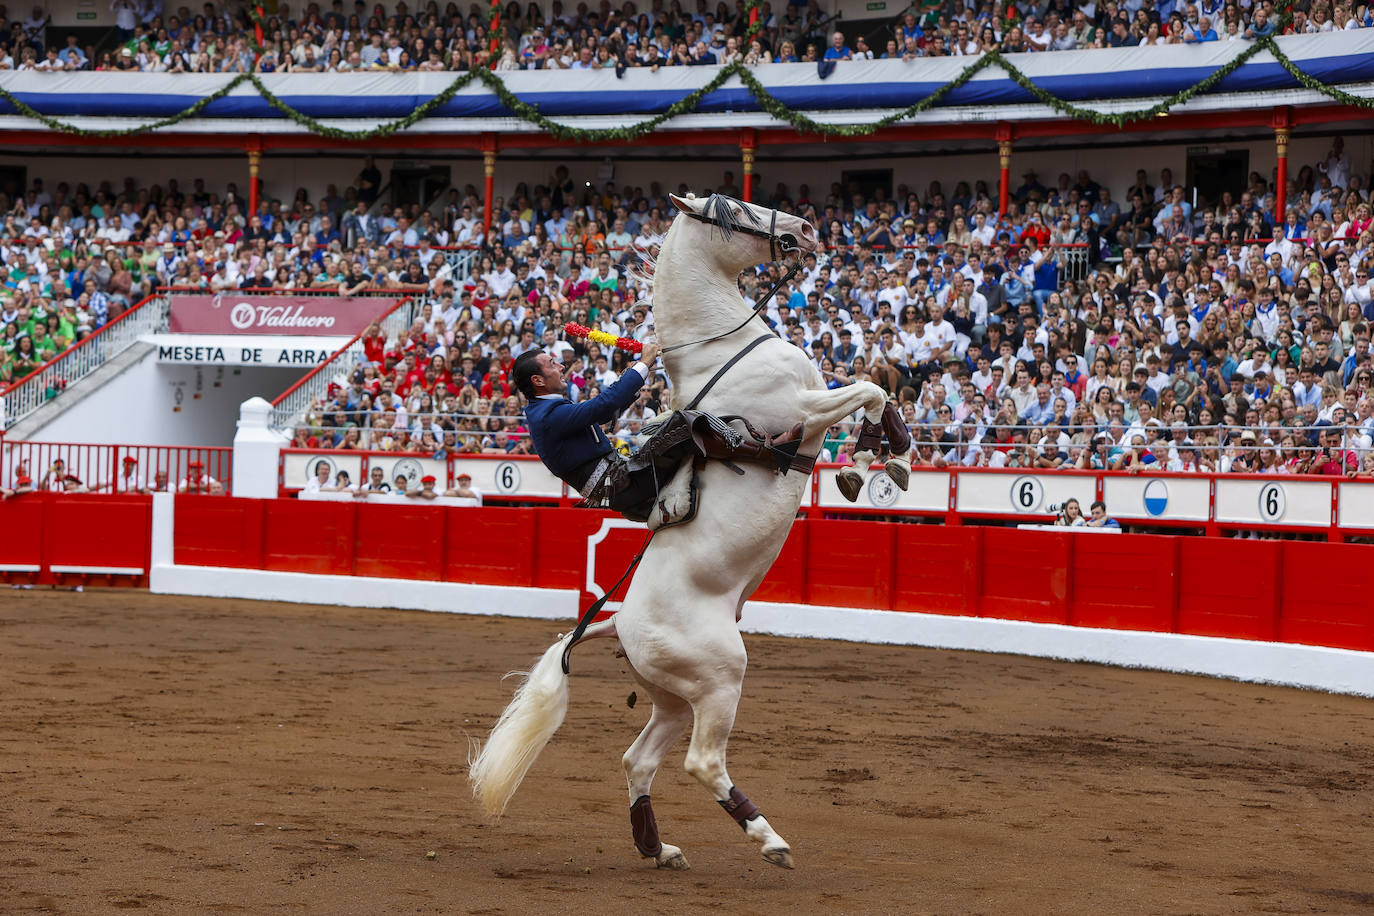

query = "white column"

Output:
[[232, 397, 287, 498]]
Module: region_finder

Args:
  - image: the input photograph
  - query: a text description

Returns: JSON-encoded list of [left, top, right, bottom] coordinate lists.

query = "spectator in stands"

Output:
[[177, 460, 220, 493], [1084, 499, 1121, 528]]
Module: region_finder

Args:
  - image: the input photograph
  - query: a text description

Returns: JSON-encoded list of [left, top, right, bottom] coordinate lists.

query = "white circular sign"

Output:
[[866, 472, 899, 508], [392, 458, 423, 486], [1010, 476, 1044, 513], [229, 302, 256, 329], [495, 461, 522, 494], [1258, 483, 1286, 522]]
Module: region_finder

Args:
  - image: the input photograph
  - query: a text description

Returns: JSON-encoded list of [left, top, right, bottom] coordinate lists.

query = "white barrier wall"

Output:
[[955, 472, 1098, 518], [1214, 478, 1334, 528], [815, 467, 949, 512], [1104, 476, 1212, 523]]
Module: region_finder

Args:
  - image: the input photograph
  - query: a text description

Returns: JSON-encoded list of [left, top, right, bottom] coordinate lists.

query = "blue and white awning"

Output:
[[0, 32, 1369, 134]]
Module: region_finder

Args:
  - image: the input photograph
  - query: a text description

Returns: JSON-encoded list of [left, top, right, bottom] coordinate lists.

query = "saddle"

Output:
[[591, 410, 816, 530]]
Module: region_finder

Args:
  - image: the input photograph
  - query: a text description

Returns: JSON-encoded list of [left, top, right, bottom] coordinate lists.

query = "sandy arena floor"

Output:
[[2, 589, 1373, 914]]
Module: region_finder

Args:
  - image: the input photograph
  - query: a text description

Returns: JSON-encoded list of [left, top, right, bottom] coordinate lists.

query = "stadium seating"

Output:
[[0, 4, 1371, 499]]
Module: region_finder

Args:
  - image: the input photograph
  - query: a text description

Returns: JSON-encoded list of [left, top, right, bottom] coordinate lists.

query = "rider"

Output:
[[513, 344, 806, 522]]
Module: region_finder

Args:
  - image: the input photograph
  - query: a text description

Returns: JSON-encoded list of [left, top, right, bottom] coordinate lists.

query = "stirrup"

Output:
[[764, 438, 803, 474]]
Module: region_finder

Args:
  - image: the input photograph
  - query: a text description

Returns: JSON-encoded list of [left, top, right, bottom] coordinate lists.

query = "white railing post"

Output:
[[233, 396, 287, 498]]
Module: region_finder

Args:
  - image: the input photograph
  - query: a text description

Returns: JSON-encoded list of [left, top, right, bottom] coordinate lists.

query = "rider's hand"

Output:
[[639, 341, 661, 366]]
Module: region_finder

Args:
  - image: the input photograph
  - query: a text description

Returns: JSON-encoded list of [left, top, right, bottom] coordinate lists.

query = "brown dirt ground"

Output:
[[2, 590, 1373, 915]]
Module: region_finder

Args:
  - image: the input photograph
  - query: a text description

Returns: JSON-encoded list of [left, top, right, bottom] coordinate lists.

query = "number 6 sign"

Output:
[[1258, 482, 1286, 522], [495, 461, 522, 494]]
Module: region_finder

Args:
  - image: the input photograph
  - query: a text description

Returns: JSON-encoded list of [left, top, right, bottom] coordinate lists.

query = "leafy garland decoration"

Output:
[[0, 35, 1368, 141]]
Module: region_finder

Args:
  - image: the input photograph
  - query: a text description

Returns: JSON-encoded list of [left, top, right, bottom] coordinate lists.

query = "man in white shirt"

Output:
[[923, 302, 957, 362]]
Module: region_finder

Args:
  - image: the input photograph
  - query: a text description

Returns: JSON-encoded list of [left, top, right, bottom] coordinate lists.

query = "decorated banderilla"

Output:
[[563, 322, 644, 354]]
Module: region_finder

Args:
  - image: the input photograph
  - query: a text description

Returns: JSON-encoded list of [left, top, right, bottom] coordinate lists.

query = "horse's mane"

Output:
[[697, 193, 764, 242]]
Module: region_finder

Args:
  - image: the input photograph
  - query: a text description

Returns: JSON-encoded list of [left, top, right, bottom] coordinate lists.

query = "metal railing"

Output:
[[1, 292, 170, 431], [1, 440, 231, 493], [268, 293, 423, 432]]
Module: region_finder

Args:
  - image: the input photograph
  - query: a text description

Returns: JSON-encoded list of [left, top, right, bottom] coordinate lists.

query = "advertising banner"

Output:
[[168, 294, 390, 336]]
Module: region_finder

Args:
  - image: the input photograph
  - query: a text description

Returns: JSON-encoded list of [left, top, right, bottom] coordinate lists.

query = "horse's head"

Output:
[[668, 193, 819, 270]]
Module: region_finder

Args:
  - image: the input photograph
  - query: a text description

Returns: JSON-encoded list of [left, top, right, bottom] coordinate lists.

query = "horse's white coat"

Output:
[[469, 194, 893, 868]]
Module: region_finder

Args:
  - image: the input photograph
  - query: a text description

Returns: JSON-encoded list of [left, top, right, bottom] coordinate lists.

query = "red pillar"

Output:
[[482, 151, 495, 239], [740, 129, 757, 203], [1274, 127, 1290, 226], [995, 123, 1013, 218], [246, 136, 263, 220], [998, 140, 1011, 217], [1272, 107, 1291, 227]]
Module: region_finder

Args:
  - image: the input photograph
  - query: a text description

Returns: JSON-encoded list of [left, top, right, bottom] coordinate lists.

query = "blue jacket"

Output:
[[525, 367, 647, 483]]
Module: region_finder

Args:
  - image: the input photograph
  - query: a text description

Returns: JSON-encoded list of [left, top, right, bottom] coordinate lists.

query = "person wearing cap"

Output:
[[407, 474, 440, 500], [39, 457, 72, 492], [444, 471, 484, 505], [2, 460, 34, 498], [178, 460, 220, 494]]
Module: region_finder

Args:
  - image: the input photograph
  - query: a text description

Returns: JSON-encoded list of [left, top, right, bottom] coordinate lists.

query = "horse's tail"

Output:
[[467, 633, 574, 818]]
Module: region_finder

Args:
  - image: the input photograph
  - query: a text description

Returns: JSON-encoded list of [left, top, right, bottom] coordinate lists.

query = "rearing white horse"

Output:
[[469, 193, 913, 870]]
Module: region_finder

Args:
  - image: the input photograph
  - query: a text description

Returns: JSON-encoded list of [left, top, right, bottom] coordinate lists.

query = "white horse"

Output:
[[469, 192, 912, 870]]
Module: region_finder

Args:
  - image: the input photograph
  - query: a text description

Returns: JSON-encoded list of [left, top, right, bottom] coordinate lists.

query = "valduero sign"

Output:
[[168, 294, 390, 336]]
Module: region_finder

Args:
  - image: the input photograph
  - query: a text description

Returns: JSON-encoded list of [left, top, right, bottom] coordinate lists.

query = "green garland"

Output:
[[0, 35, 1366, 141]]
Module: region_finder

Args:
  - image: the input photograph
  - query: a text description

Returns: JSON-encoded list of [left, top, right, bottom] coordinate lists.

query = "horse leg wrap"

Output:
[[718, 786, 761, 830], [881, 401, 911, 455], [630, 795, 663, 857], [856, 418, 884, 456]]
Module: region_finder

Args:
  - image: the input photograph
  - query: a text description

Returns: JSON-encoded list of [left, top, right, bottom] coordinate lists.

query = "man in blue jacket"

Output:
[[513, 345, 807, 522]]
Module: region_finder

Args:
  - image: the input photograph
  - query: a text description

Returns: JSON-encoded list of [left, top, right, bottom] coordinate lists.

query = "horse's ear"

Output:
[[669, 193, 696, 214]]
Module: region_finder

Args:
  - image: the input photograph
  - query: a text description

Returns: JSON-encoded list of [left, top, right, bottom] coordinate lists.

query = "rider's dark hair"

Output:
[[512, 349, 543, 400]]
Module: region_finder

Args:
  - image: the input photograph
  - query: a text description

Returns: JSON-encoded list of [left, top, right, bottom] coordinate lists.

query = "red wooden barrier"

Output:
[[1277, 542, 1374, 652], [1068, 533, 1176, 632], [979, 528, 1071, 624], [3, 495, 1374, 660], [805, 518, 895, 610], [262, 499, 356, 576], [446, 507, 537, 587], [1176, 538, 1282, 642], [891, 525, 982, 616], [175, 496, 265, 569], [753, 521, 807, 604], [355, 502, 445, 581]]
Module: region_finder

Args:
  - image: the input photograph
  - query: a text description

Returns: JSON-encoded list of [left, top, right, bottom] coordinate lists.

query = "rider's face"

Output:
[[536, 352, 568, 395]]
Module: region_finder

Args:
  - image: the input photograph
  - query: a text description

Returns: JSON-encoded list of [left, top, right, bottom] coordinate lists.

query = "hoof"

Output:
[[884, 459, 910, 492], [836, 469, 862, 502], [656, 845, 690, 870], [762, 846, 794, 870]]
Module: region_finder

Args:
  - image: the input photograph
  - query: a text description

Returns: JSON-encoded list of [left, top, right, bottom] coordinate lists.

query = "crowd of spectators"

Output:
[[2, 131, 1373, 479], [5, 0, 1369, 75]]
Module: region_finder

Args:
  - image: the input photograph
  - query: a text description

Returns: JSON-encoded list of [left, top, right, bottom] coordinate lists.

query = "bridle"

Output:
[[660, 199, 808, 355]]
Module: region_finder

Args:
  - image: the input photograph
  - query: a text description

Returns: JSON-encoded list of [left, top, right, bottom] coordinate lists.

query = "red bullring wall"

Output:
[[3, 493, 1373, 693]]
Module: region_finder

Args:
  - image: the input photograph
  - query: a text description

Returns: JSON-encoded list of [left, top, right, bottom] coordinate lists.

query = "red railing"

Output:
[[3, 441, 231, 494]]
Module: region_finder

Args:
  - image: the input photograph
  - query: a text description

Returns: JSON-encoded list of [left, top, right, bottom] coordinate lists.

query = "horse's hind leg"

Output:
[[623, 689, 692, 870], [683, 686, 794, 869]]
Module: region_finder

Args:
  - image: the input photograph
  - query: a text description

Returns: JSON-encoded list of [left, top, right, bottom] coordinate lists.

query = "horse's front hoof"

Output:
[[762, 846, 794, 869], [656, 845, 690, 870], [884, 459, 910, 492], [836, 469, 862, 502]]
